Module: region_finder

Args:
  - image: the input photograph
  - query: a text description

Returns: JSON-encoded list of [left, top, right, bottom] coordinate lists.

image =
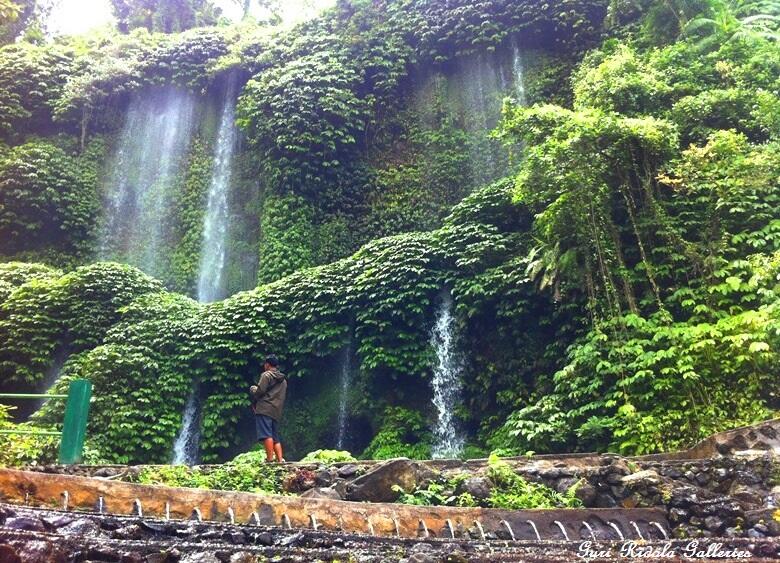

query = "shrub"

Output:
[[300, 449, 357, 464], [0, 405, 58, 467]]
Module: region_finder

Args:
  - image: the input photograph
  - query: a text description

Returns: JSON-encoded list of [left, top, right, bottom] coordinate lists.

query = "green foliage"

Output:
[[671, 88, 778, 144], [300, 449, 356, 464], [395, 480, 477, 507], [110, 0, 222, 34], [491, 19, 780, 455], [2, 0, 779, 465], [363, 108, 475, 238], [0, 404, 58, 467], [0, 0, 21, 31], [136, 450, 285, 493], [397, 457, 582, 509], [0, 262, 61, 303], [0, 141, 99, 260], [0, 42, 72, 139], [362, 407, 432, 460], [237, 44, 368, 197], [574, 44, 672, 115], [256, 195, 316, 284], [485, 454, 583, 509], [168, 139, 211, 294], [683, 0, 780, 47], [0, 262, 162, 387], [499, 102, 678, 314]]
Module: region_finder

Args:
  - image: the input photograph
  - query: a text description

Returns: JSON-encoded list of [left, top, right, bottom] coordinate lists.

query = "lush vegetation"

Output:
[[0, 0, 778, 465], [134, 450, 286, 493], [397, 455, 583, 509]]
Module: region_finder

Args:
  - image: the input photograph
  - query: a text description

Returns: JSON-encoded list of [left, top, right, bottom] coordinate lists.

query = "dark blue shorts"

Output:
[[255, 414, 281, 443]]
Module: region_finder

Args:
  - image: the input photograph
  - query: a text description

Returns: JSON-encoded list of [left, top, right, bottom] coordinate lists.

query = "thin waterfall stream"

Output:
[[510, 38, 527, 105], [197, 76, 238, 304], [336, 343, 353, 449], [172, 78, 240, 465], [430, 290, 466, 458], [172, 387, 202, 465]]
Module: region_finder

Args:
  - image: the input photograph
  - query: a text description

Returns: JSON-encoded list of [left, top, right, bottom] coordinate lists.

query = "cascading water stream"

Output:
[[336, 343, 352, 449], [172, 387, 202, 465], [510, 38, 527, 105], [100, 87, 196, 278], [430, 290, 466, 458], [197, 76, 238, 304], [173, 78, 240, 465]]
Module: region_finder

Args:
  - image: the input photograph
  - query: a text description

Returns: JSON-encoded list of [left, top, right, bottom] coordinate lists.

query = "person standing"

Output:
[[250, 354, 287, 462]]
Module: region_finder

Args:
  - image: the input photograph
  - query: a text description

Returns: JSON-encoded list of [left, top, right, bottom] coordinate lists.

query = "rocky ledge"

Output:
[[0, 504, 779, 562]]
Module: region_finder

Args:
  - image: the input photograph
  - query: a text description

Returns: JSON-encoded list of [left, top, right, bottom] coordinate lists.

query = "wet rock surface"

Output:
[[1, 504, 779, 562]]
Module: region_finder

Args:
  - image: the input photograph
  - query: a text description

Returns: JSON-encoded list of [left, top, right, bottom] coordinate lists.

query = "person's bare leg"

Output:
[[263, 437, 275, 461], [274, 442, 284, 462]]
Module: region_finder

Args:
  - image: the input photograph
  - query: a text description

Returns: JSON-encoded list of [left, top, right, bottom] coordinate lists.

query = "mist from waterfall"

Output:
[[336, 343, 353, 450], [99, 87, 197, 278], [197, 77, 238, 304], [172, 386, 202, 465], [412, 39, 528, 189], [430, 290, 466, 459]]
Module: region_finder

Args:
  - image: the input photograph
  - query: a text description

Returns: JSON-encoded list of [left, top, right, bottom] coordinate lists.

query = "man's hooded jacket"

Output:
[[250, 368, 287, 421]]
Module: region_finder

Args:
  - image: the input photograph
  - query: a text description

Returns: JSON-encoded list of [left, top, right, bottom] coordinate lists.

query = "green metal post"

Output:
[[58, 380, 91, 464]]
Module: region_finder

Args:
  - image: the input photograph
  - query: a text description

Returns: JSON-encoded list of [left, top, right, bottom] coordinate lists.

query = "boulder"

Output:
[[42, 514, 73, 529], [745, 508, 780, 537], [253, 532, 273, 546], [145, 552, 178, 563], [279, 532, 305, 547], [554, 477, 579, 494], [346, 458, 425, 503], [728, 482, 763, 508], [573, 481, 597, 506], [4, 516, 46, 533], [337, 464, 359, 478], [704, 516, 723, 532], [621, 469, 661, 487], [4, 539, 64, 563], [59, 518, 102, 537], [314, 468, 335, 487], [300, 487, 342, 500], [455, 477, 492, 500], [112, 523, 145, 540]]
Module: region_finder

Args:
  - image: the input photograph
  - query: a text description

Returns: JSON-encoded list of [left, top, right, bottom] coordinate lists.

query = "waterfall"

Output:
[[336, 343, 352, 449], [197, 77, 238, 303], [430, 290, 466, 458], [99, 87, 197, 278], [172, 78, 240, 465], [172, 386, 202, 465], [510, 38, 527, 105]]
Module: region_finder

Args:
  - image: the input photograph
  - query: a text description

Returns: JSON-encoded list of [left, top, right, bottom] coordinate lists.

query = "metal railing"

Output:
[[0, 379, 92, 464]]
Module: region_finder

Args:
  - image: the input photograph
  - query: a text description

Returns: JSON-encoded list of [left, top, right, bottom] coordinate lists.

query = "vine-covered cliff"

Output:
[[0, 0, 778, 463]]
